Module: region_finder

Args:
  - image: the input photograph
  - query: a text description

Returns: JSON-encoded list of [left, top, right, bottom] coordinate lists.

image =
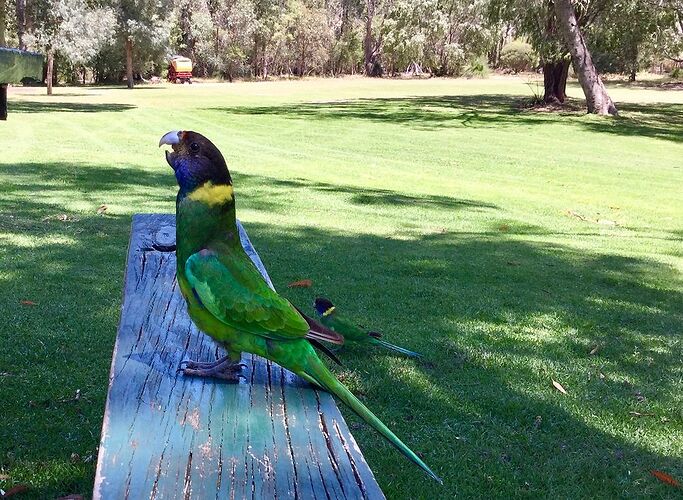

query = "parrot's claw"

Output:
[[181, 358, 246, 382], [179, 355, 233, 371]]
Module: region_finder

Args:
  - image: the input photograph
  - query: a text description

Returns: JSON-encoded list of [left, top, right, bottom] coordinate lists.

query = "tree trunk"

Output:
[[553, 0, 617, 115], [0, 0, 5, 46], [364, 0, 374, 76], [125, 37, 134, 89], [46, 49, 54, 96], [16, 0, 26, 49], [543, 59, 570, 103]]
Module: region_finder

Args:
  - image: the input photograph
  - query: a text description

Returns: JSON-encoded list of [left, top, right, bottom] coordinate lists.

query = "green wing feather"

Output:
[[185, 246, 310, 340]]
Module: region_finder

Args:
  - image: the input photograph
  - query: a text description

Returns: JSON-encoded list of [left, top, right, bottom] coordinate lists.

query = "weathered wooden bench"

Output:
[[94, 214, 385, 499]]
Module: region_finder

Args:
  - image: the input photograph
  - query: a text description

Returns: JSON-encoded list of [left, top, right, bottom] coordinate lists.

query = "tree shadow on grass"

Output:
[[606, 78, 683, 91], [8, 101, 135, 113], [207, 94, 683, 143], [235, 172, 498, 212]]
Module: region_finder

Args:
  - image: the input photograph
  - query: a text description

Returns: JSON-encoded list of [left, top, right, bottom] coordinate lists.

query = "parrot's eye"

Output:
[[190, 142, 200, 153]]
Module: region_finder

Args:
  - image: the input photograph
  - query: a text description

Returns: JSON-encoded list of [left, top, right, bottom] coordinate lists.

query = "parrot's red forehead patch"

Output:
[[179, 131, 187, 141]]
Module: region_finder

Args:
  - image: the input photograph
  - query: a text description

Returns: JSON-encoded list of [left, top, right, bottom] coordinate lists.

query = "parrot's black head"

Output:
[[159, 130, 232, 194], [314, 297, 336, 317]]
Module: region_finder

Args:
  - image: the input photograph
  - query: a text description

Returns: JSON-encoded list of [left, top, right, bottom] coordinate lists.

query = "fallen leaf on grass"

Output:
[[96, 204, 108, 215], [552, 380, 568, 395], [566, 210, 619, 227], [498, 224, 510, 232], [629, 411, 655, 417], [42, 214, 77, 222], [1, 484, 29, 498], [589, 345, 600, 355], [20, 300, 37, 306], [287, 279, 312, 288], [566, 210, 588, 221], [650, 469, 681, 488], [0, 474, 8, 481]]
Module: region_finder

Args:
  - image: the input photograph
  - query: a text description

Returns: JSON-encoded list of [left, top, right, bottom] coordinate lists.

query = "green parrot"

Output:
[[159, 130, 441, 483], [314, 297, 422, 358]]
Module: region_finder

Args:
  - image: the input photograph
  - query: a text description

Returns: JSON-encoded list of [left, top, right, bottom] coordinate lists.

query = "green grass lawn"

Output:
[[1, 75, 681, 498]]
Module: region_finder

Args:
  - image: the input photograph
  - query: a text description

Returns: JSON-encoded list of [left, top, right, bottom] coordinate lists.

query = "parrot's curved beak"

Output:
[[159, 130, 182, 148], [159, 130, 182, 170]]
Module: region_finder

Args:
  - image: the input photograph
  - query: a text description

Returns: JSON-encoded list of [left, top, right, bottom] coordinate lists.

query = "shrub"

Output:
[[500, 41, 538, 73]]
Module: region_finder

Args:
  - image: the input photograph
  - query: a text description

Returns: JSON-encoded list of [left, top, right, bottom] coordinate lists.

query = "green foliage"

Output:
[[23, 0, 116, 80], [672, 66, 682, 78], [499, 40, 537, 73], [4, 0, 683, 80]]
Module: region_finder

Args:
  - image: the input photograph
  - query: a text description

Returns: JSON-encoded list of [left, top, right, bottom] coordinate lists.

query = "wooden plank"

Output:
[[0, 47, 43, 84], [94, 214, 385, 500]]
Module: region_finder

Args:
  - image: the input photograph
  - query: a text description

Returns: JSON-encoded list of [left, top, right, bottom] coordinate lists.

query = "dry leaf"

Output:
[[96, 204, 108, 215], [650, 469, 681, 488], [589, 346, 599, 355], [1, 484, 29, 498], [552, 380, 568, 395], [20, 300, 37, 306], [566, 210, 588, 221], [498, 224, 510, 232], [287, 279, 312, 288], [629, 411, 655, 417], [0, 474, 8, 481]]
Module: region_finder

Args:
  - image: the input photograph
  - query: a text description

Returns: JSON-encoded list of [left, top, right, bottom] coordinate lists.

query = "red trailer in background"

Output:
[[167, 56, 193, 84]]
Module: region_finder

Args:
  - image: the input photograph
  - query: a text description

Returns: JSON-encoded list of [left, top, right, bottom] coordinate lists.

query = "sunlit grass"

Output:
[[0, 76, 681, 498]]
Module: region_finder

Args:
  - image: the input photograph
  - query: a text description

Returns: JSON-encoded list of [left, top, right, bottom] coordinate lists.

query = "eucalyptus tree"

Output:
[[23, 0, 115, 93], [115, 0, 171, 88]]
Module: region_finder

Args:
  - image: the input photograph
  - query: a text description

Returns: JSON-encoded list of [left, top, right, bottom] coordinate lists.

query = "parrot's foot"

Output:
[[179, 355, 232, 370], [180, 357, 247, 382]]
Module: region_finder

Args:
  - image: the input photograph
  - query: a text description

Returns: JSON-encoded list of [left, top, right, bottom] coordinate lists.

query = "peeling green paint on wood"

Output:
[[0, 48, 43, 83], [93, 214, 385, 499]]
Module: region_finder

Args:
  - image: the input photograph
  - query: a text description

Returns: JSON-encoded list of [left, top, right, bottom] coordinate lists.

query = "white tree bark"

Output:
[[554, 0, 618, 115], [46, 48, 54, 96]]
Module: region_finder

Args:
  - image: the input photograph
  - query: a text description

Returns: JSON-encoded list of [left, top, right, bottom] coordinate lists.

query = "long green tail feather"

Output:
[[370, 338, 422, 358], [306, 358, 442, 484]]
